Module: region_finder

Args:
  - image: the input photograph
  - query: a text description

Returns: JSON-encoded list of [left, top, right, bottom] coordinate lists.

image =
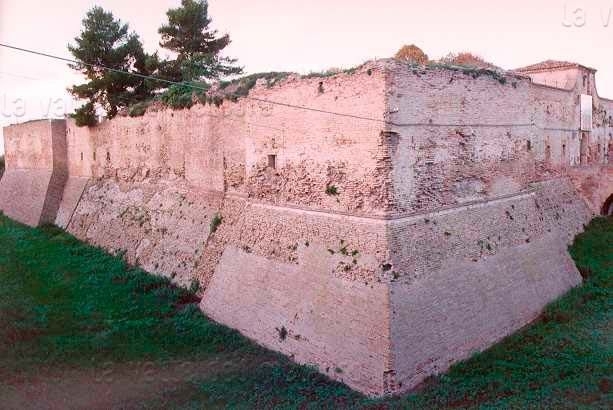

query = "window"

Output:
[[93, 151, 96, 161], [80, 152, 83, 161], [267, 154, 276, 169], [106, 151, 111, 161], [526, 140, 532, 151]]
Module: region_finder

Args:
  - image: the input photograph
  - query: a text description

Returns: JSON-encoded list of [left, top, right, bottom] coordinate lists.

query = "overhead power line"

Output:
[[0, 43, 582, 133], [0, 43, 386, 124]]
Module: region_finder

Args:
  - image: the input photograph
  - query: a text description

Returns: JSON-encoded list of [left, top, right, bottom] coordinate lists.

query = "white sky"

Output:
[[2, 0, 613, 154]]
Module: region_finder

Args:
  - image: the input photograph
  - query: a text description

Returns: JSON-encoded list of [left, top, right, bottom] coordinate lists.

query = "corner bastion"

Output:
[[2, 59, 612, 396]]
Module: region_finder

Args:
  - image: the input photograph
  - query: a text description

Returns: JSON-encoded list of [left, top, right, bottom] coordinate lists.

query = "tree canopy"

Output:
[[158, 0, 242, 82], [68, 7, 160, 126]]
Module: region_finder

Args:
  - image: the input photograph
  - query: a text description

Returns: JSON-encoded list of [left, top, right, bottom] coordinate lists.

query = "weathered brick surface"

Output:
[[195, 196, 389, 288], [202, 244, 391, 396], [1, 59, 612, 397], [388, 231, 581, 394], [0, 169, 54, 226], [68, 179, 222, 286], [55, 177, 90, 229], [382, 178, 588, 394], [0, 120, 67, 226]]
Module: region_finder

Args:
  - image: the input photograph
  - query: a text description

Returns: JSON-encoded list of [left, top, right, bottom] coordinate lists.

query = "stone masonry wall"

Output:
[[384, 178, 590, 394], [62, 62, 390, 289], [1, 58, 610, 397], [68, 179, 222, 287], [385, 62, 613, 217], [200, 196, 392, 394], [64, 62, 390, 216], [0, 120, 68, 226]]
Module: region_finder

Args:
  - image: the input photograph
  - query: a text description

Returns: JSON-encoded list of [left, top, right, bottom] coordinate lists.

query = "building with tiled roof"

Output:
[[511, 59, 596, 90], [514, 60, 596, 74]]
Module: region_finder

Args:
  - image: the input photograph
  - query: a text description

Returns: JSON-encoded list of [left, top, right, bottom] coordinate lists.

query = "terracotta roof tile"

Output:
[[514, 60, 596, 73]]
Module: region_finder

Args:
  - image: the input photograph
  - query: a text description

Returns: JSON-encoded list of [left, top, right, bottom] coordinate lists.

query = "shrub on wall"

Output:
[[439, 52, 496, 69], [159, 83, 208, 109], [128, 101, 151, 117], [219, 72, 292, 99], [210, 213, 223, 233], [394, 44, 429, 65]]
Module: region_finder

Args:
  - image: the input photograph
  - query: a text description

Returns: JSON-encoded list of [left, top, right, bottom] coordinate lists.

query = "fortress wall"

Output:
[[2, 60, 609, 397], [386, 178, 590, 394], [381, 57, 599, 389], [591, 97, 613, 166], [0, 169, 53, 226], [0, 120, 68, 226], [66, 122, 94, 177], [63, 63, 389, 284], [68, 179, 223, 285], [60, 62, 389, 215], [528, 84, 584, 174], [386, 63, 605, 215], [386, 177, 590, 281], [55, 122, 94, 229], [387, 65, 535, 214], [240, 63, 390, 215], [568, 165, 613, 214], [62, 107, 230, 283], [3, 120, 56, 170], [564, 90, 613, 214], [200, 196, 393, 395], [40, 120, 69, 224]]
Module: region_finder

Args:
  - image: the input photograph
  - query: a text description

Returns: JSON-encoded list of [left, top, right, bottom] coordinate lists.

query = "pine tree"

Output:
[[158, 0, 242, 82], [68, 7, 160, 126]]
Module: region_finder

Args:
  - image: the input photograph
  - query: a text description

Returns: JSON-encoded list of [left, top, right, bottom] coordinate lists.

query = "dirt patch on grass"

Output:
[[0, 354, 265, 410]]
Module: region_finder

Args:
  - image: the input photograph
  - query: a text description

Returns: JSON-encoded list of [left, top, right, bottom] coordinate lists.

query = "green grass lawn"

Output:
[[0, 213, 611, 409]]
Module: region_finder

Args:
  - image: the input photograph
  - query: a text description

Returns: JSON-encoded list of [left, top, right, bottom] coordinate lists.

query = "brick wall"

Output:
[[200, 196, 391, 395], [1, 59, 611, 397], [0, 119, 68, 226], [68, 179, 222, 287], [383, 178, 589, 393]]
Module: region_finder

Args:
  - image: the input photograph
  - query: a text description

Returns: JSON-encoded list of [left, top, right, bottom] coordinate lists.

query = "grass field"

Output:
[[0, 213, 611, 409]]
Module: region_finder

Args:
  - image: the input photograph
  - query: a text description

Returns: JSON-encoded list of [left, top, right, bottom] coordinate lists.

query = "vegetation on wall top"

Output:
[[394, 44, 429, 65], [68, 0, 241, 126], [439, 52, 497, 70]]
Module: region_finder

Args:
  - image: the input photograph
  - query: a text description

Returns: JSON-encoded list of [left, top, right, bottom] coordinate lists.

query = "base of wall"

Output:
[[202, 245, 392, 396], [201, 178, 589, 397], [0, 166, 589, 397], [56, 177, 90, 229], [67, 179, 223, 287], [388, 232, 581, 394], [0, 169, 53, 226]]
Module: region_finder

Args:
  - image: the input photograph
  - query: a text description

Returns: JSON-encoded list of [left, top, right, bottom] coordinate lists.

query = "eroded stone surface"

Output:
[[68, 179, 221, 286], [1, 59, 613, 396]]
